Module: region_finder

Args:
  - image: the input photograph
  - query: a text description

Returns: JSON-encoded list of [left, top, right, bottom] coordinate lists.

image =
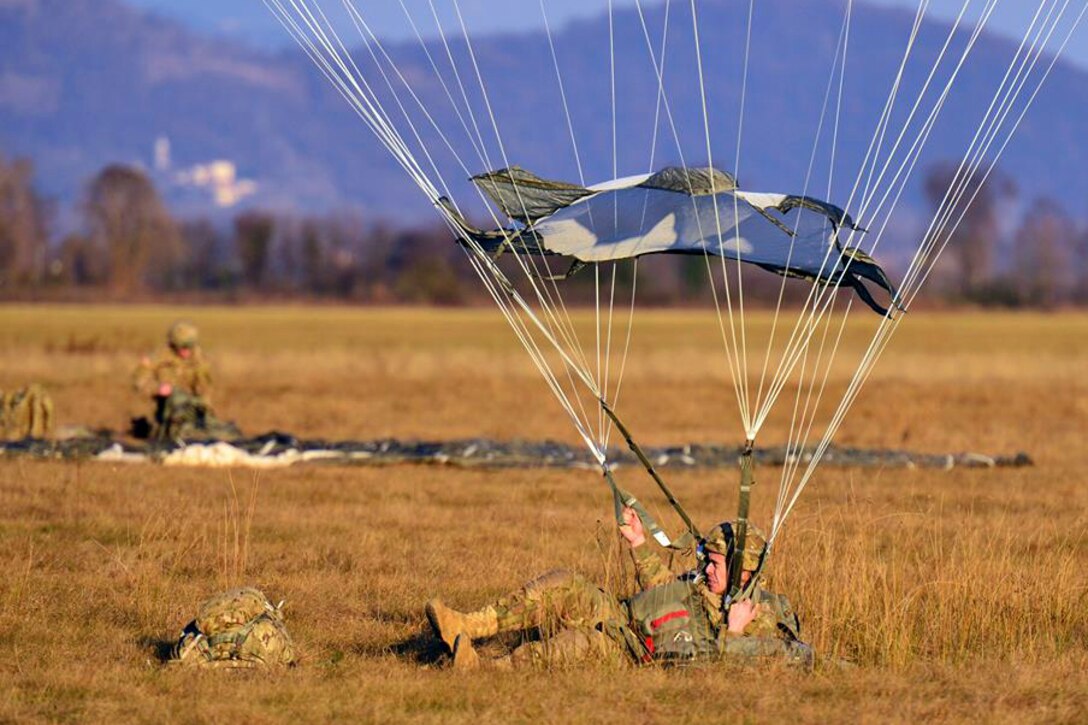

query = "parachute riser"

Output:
[[600, 400, 702, 543], [728, 441, 756, 601]]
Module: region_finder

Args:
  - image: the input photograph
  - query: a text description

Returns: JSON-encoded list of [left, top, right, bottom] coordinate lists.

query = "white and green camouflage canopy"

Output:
[[462, 166, 900, 316]]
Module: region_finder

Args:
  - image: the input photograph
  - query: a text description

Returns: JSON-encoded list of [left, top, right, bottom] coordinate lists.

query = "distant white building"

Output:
[[152, 136, 258, 208]]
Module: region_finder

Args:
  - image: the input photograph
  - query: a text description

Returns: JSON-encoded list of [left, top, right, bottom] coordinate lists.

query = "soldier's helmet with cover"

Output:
[[700, 521, 768, 571], [734, 521, 768, 571], [167, 321, 200, 351], [700, 522, 734, 562]]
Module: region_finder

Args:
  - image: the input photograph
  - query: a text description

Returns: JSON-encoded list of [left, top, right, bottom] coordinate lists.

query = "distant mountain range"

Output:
[[1, 0, 1086, 247]]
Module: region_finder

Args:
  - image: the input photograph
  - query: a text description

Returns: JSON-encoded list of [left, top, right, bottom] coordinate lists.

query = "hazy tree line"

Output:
[[2, 153, 1088, 307]]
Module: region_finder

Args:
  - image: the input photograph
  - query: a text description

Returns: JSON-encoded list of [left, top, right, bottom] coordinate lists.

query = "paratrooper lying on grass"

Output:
[[426, 507, 812, 669]]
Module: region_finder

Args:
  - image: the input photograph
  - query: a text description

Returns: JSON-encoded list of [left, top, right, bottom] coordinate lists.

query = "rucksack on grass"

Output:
[[172, 587, 297, 669]]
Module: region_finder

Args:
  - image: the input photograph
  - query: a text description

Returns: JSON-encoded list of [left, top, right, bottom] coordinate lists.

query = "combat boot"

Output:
[[425, 599, 498, 653], [450, 634, 480, 670]]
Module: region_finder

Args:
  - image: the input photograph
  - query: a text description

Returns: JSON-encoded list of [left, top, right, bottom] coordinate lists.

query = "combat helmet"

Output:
[[701, 520, 767, 571], [167, 321, 199, 350], [734, 521, 768, 571], [700, 522, 735, 562]]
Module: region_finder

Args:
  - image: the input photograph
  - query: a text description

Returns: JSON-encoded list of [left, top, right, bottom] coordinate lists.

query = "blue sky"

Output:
[[127, 0, 1088, 68]]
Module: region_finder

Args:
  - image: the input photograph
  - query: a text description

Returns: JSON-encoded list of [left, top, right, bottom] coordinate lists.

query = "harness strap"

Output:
[[205, 615, 266, 658], [728, 444, 756, 601], [603, 468, 673, 547]]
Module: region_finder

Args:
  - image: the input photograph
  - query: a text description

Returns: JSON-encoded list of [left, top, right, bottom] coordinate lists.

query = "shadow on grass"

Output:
[[138, 635, 176, 664], [381, 631, 447, 666]]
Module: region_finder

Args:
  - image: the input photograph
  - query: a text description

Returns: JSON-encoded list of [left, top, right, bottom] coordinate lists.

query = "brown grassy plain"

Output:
[[0, 305, 1085, 723]]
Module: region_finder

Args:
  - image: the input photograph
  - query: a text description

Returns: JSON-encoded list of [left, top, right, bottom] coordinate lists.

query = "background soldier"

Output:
[[132, 321, 228, 440], [0, 383, 54, 440], [425, 506, 811, 669]]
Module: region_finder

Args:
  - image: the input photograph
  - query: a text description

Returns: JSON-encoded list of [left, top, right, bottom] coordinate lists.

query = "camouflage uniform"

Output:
[[431, 525, 810, 668], [132, 322, 220, 440], [630, 541, 808, 663], [0, 383, 54, 440]]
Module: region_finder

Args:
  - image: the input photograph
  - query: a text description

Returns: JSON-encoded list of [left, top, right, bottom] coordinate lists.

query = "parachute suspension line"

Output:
[[765, 0, 1050, 529], [353, 0, 601, 393], [634, 0, 688, 171], [747, 1, 930, 437], [688, 0, 752, 436], [773, 299, 852, 538], [424, 0, 498, 172], [854, 0, 988, 220], [609, 0, 619, 187], [770, 0, 1087, 542], [603, 0, 623, 450], [826, 0, 852, 202], [634, 0, 672, 233], [768, 0, 996, 393], [341, 3, 498, 218], [264, 1, 441, 203], [394, 0, 488, 165], [768, 3, 857, 518], [730, 0, 757, 438], [902, 0, 1069, 299], [753, 0, 854, 424], [447, 0, 603, 406], [752, 0, 976, 439], [538, 0, 616, 446], [815, 0, 999, 315], [339, 0, 600, 420], [272, 0, 518, 284], [829, 0, 1055, 356], [859, 0, 932, 213], [908, 0, 1082, 305], [462, 249, 605, 465], [765, 0, 1021, 508], [603, 2, 671, 451], [539, 0, 591, 189], [848, 0, 1002, 252], [630, 0, 748, 433], [275, 1, 622, 458], [812, 0, 998, 311]]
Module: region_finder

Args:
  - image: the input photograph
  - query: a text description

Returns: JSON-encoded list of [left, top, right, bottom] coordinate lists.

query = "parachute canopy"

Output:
[[465, 166, 900, 316]]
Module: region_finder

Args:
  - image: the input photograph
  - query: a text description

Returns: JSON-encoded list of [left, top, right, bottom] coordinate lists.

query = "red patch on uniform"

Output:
[[650, 609, 689, 630]]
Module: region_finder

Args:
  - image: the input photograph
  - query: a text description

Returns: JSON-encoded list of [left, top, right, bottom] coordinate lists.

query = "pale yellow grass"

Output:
[[0, 305, 1085, 723]]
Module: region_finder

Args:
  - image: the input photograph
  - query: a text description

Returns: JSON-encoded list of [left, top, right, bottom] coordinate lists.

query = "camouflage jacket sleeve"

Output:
[[716, 630, 813, 667], [630, 544, 676, 591], [132, 355, 157, 396], [717, 586, 802, 647], [755, 587, 801, 641], [189, 354, 213, 399]]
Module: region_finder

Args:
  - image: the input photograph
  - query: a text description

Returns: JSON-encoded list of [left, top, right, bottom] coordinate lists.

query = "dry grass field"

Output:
[[0, 305, 1085, 723]]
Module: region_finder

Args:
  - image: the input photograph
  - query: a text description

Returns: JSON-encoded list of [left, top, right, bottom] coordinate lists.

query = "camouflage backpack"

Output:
[[172, 587, 297, 669], [1, 384, 54, 440], [627, 580, 718, 662]]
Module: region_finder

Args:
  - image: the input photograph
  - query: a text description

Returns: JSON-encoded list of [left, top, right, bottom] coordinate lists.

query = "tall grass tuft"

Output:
[[217, 471, 260, 588]]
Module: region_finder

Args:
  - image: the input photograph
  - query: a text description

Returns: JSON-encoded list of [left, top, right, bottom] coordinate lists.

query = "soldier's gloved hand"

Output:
[[726, 597, 762, 635], [618, 505, 646, 548], [158, 383, 173, 397]]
